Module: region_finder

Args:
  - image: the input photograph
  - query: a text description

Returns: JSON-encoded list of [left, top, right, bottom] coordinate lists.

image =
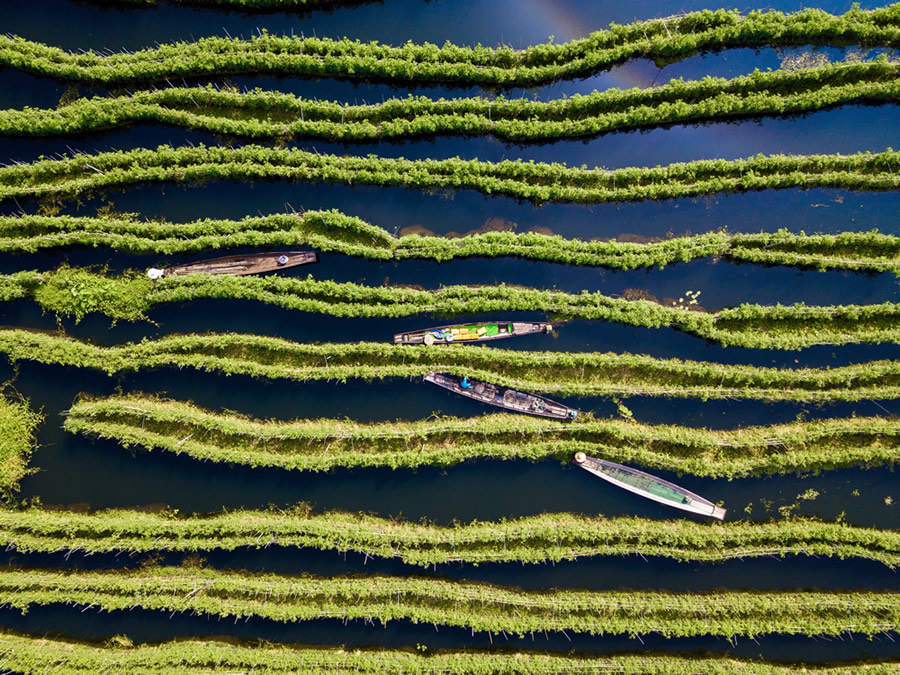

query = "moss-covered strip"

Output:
[[0, 394, 42, 495], [3, 5, 900, 86], [2, 508, 898, 566], [1, 632, 896, 674], [0, 329, 896, 401], [64, 395, 900, 477], [3, 145, 900, 205], [6, 62, 900, 142], [6, 267, 898, 349], [0, 212, 896, 272], [1, 566, 896, 637]]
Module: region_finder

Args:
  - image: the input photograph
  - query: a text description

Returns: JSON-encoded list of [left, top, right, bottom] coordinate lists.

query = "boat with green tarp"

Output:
[[394, 321, 555, 345], [574, 452, 726, 520]]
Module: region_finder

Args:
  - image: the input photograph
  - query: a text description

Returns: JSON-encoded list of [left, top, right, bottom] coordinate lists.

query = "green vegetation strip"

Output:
[[64, 395, 900, 477], [2, 211, 897, 273], [8, 61, 900, 142], [3, 5, 900, 86], [0, 394, 41, 495], [0, 329, 896, 401], [3, 144, 900, 205], [3, 633, 897, 675], [4, 508, 899, 566], [7, 267, 899, 349], [1, 566, 896, 637]]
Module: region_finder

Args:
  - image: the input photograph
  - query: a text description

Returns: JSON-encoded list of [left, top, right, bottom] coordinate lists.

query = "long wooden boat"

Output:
[[424, 372, 579, 420], [573, 452, 726, 520], [395, 321, 555, 345], [147, 251, 317, 278]]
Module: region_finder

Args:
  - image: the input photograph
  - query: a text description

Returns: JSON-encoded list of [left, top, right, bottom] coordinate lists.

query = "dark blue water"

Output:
[[0, 0, 898, 665]]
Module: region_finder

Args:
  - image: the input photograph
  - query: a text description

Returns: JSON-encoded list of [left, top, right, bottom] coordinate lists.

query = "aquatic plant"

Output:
[[3, 144, 900, 205], [5, 268, 899, 349], [0, 394, 42, 495], [5, 61, 900, 142], [3, 5, 900, 86], [64, 395, 900, 477], [0, 329, 895, 401], [2, 507, 899, 566], [0, 211, 896, 273], [1, 631, 893, 675], [1, 565, 896, 637]]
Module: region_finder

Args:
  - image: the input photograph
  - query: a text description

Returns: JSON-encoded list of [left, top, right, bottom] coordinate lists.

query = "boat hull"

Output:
[[395, 321, 554, 345], [424, 372, 578, 420], [161, 251, 318, 277], [574, 453, 726, 520]]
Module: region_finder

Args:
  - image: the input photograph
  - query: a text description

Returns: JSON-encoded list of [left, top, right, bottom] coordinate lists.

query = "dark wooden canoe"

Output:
[[148, 251, 317, 278], [573, 452, 726, 520], [424, 372, 579, 420], [395, 321, 555, 345]]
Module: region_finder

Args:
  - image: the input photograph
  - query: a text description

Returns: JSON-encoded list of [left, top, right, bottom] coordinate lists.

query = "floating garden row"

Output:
[[0, 393, 41, 495], [0, 329, 896, 401], [3, 508, 899, 566], [1, 565, 896, 637], [3, 144, 900, 205], [8, 267, 899, 349], [3, 5, 900, 85], [64, 395, 900, 477], [7, 61, 900, 142], [2, 211, 897, 273], [3, 632, 889, 675]]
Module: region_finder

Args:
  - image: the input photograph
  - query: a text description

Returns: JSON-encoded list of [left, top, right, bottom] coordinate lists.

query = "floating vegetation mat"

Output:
[[2, 267, 897, 349], [0, 633, 898, 675], [0, 329, 897, 401], [0, 393, 42, 495], [0, 211, 897, 273], [1, 565, 897, 637], [64, 395, 900, 476], [4, 62, 900, 142], [3, 5, 900, 85], [1, 631, 897, 674], [2, 508, 899, 566], [2, 145, 900, 205]]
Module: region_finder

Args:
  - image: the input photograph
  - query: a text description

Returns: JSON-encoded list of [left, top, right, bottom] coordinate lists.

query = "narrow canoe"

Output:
[[424, 372, 579, 420], [395, 321, 555, 345], [574, 452, 726, 520], [148, 251, 317, 278]]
